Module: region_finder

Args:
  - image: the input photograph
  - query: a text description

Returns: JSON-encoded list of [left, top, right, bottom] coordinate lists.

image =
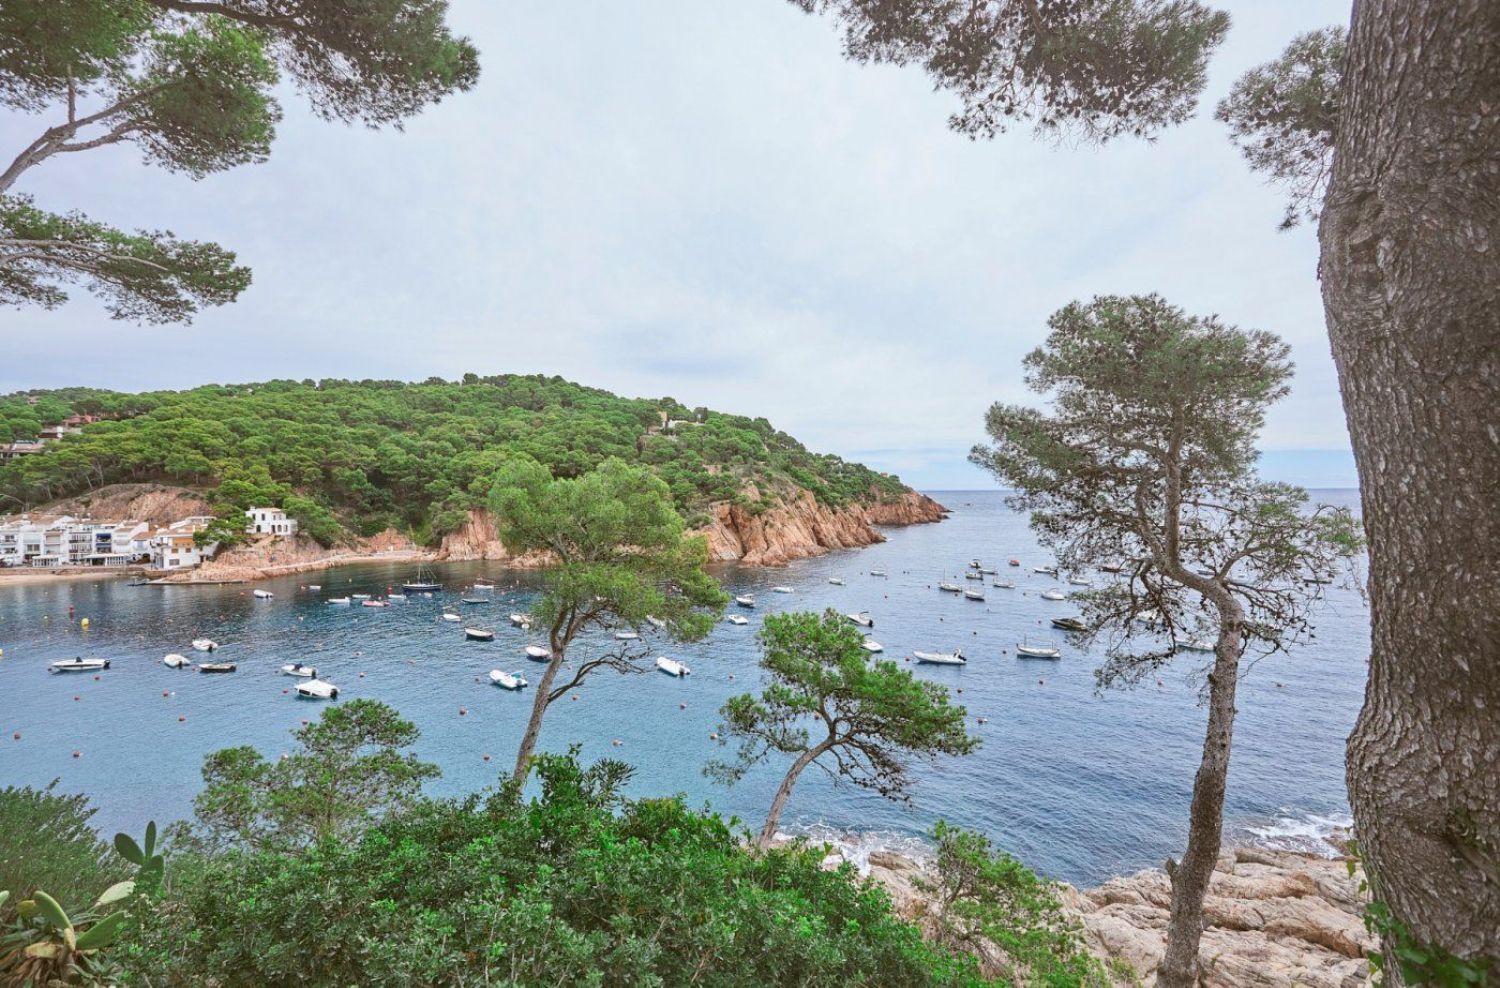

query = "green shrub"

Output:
[[0, 783, 125, 920]]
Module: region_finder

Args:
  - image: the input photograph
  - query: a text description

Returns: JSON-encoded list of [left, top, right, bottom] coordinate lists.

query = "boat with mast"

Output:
[[402, 565, 442, 593]]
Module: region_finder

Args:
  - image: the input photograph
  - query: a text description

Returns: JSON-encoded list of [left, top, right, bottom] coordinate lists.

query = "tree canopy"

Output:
[[710, 608, 977, 847]]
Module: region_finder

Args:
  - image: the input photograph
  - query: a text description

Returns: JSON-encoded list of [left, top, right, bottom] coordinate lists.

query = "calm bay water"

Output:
[[0, 490, 1369, 886]]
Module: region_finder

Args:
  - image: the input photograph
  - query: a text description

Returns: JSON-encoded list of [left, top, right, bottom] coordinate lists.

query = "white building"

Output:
[[246, 506, 298, 537], [149, 516, 217, 570]]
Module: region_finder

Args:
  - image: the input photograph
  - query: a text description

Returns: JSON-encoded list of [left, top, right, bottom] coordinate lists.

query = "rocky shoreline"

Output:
[[851, 844, 1372, 986]]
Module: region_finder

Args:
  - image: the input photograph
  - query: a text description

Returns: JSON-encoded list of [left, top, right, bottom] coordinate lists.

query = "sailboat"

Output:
[[1015, 642, 1061, 659], [402, 565, 442, 593]]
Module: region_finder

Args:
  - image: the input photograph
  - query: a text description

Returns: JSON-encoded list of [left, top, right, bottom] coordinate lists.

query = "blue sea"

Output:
[[0, 490, 1369, 886]]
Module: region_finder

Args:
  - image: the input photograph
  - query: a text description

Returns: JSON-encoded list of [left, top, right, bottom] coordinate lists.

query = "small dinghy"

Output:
[[307, 584, 322, 590], [461, 597, 489, 605], [846, 611, 874, 627], [1008, 559, 1021, 567], [726, 614, 749, 625], [963, 589, 984, 601], [870, 570, 887, 578], [914, 650, 965, 666], [198, 662, 236, 674], [1177, 639, 1216, 653], [969, 560, 982, 569], [191, 638, 218, 652], [50, 658, 109, 673], [296, 678, 338, 699], [772, 586, 794, 594], [362, 599, 389, 608], [938, 582, 963, 593], [1016, 643, 1061, 659], [351, 593, 371, 600], [490, 670, 528, 690], [1034, 566, 1059, 576], [442, 611, 461, 622], [473, 582, 495, 591], [465, 627, 495, 641], [861, 639, 884, 653], [253, 589, 274, 599], [328, 597, 351, 605], [827, 577, 845, 586], [387, 593, 406, 601], [991, 579, 1016, 589], [655, 656, 690, 677], [163, 653, 190, 669], [1040, 589, 1068, 601], [509, 613, 532, 627], [735, 594, 756, 608], [1051, 617, 1088, 632], [646, 615, 667, 629], [615, 630, 640, 640], [1067, 577, 1092, 587], [525, 644, 551, 661], [281, 663, 318, 678]]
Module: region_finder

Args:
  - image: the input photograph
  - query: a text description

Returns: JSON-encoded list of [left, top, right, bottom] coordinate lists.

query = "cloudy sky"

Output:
[[0, 0, 1356, 489]]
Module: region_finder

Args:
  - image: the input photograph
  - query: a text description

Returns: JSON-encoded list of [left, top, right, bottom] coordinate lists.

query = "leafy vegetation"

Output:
[[489, 457, 728, 781], [0, 376, 911, 542], [0, 783, 126, 922], [710, 609, 978, 848]]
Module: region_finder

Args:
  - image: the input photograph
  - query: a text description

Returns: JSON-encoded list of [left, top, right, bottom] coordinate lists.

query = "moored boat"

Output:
[[827, 577, 845, 586], [1177, 639, 1216, 653], [963, 589, 984, 601], [1040, 589, 1067, 601], [1016, 643, 1061, 659], [296, 678, 338, 699], [490, 670, 528, 690], [964, 572, 984, 581], [734, 594, 756, 608], [1034, 565, 1059, 576], [351, 594, 371, 600], [1051, 617, 1088, 633], [991, 579, 1016, 589], [253, 589, 274, 599], [846, 611, 874, 627], [615, 630, 640, 640], [525, 644, 551, 661], [281, 663, 318, 678], [772, 586, 794, 594], [1008, 559, 1020, 567], [191, 638, 218, 652], [938, 582, 963, 593], [401, 566, 442, 593], [861, 639, 884, 653], [163, 653, 190, 669], [442, 611, 461, 621], [362, 599, 389, 608], [509, 613, 532, 627], [198, 662, 236, 673], [50, 658, 109, 673], [870, 570, 887, 577], [655, 656, 690, 677], [465, 627, 495, 641], [461, 597, 489, 605], [914, 650, 965, 666], [726, 615, 749, 625], [328, 597, 351, 605], [1067, 577, 1092, 587]]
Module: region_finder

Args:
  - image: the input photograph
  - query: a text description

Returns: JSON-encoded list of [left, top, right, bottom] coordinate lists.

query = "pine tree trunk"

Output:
[[1321, 0, 1500, 973], [756, 740, 832, 849], [1157, 630, 1242, 987], [511, 651, 565, 784]]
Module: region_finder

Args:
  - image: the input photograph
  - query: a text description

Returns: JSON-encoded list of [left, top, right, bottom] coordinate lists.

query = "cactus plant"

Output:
[[0, 822, 160, 985]]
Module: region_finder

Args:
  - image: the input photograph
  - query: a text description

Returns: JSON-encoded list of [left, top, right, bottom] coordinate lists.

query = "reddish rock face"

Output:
[[700, 489, 947, 566]]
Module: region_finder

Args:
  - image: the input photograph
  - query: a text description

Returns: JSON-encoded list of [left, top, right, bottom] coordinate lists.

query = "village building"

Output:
[[245, 506, 298, 537]]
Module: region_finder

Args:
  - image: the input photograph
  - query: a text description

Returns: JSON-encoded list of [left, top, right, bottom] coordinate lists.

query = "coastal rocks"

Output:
[[1064, 847, 1373, 986], [437, 509, 552, 566], [700, 488, 947, 566], [45, 483, 211, 526]]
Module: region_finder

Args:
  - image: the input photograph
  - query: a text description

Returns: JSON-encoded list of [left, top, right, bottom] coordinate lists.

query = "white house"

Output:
[[245, 506, 298, 537]]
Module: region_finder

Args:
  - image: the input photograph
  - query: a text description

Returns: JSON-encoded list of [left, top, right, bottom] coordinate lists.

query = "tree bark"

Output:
[[1322, 0, 1500, 974], [756, 738, 833, 849], [1157, 613, 1243, 987], [511, 651, 565, 784]]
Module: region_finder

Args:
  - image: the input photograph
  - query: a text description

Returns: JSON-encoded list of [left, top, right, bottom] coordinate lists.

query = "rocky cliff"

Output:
[[41, 483, 211, 525], [858, 846, 1372, 986], [699, 489, 948, 566]]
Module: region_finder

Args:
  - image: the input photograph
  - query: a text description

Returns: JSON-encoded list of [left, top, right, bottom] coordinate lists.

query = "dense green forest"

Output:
[[0, 376, 908, 544]]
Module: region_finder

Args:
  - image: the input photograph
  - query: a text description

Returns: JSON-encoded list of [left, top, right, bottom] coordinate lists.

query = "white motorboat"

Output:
[[1040, 589, 1067, 601], [846, 611, 874, 627], [361, 599, 389, 608], [465, 627, 495, 641], [969, 560, 982, 569], [524, 644, 551, 661], [978, 568, 997, 575], [827, 577, 845, 586], [1034, 566, 1059, 576], [351, 593, 371, 600], [162, 653, 190, 669], [387, 593, 406, 601], [1016, 643, 1062, 659], [772, 586, 794, 594], [296, 678, 339, 699], [727, 614, 749, 625], [328, 597, 351, 605], [734, 594, 756, 608], [253, 589, 274, 599], [197, 662, 236, 674], [281, 663, 318, 678], [307, 584, 322, 590], [914, 650, 966, 666], [869, 570, 887, 578], [442, 611, 461, 622], [655, 656, 690, 677], [191, 638, 218, 652], [963, 589, 984, 601], [964, 572, 984, 581], [509, 613, 532, 627], [1067, 577, 1092, 587], [50, 658, 109, 673], [938, 582, 963, 593], [646, 615, 667, 629], [991, 579, 1016, 589], [473, 582, 495, 591], [615, 630, 640, 640], [490, 669, 528, 690], [861, 639, 884, 653], [1177, 639, 1216, 653]]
